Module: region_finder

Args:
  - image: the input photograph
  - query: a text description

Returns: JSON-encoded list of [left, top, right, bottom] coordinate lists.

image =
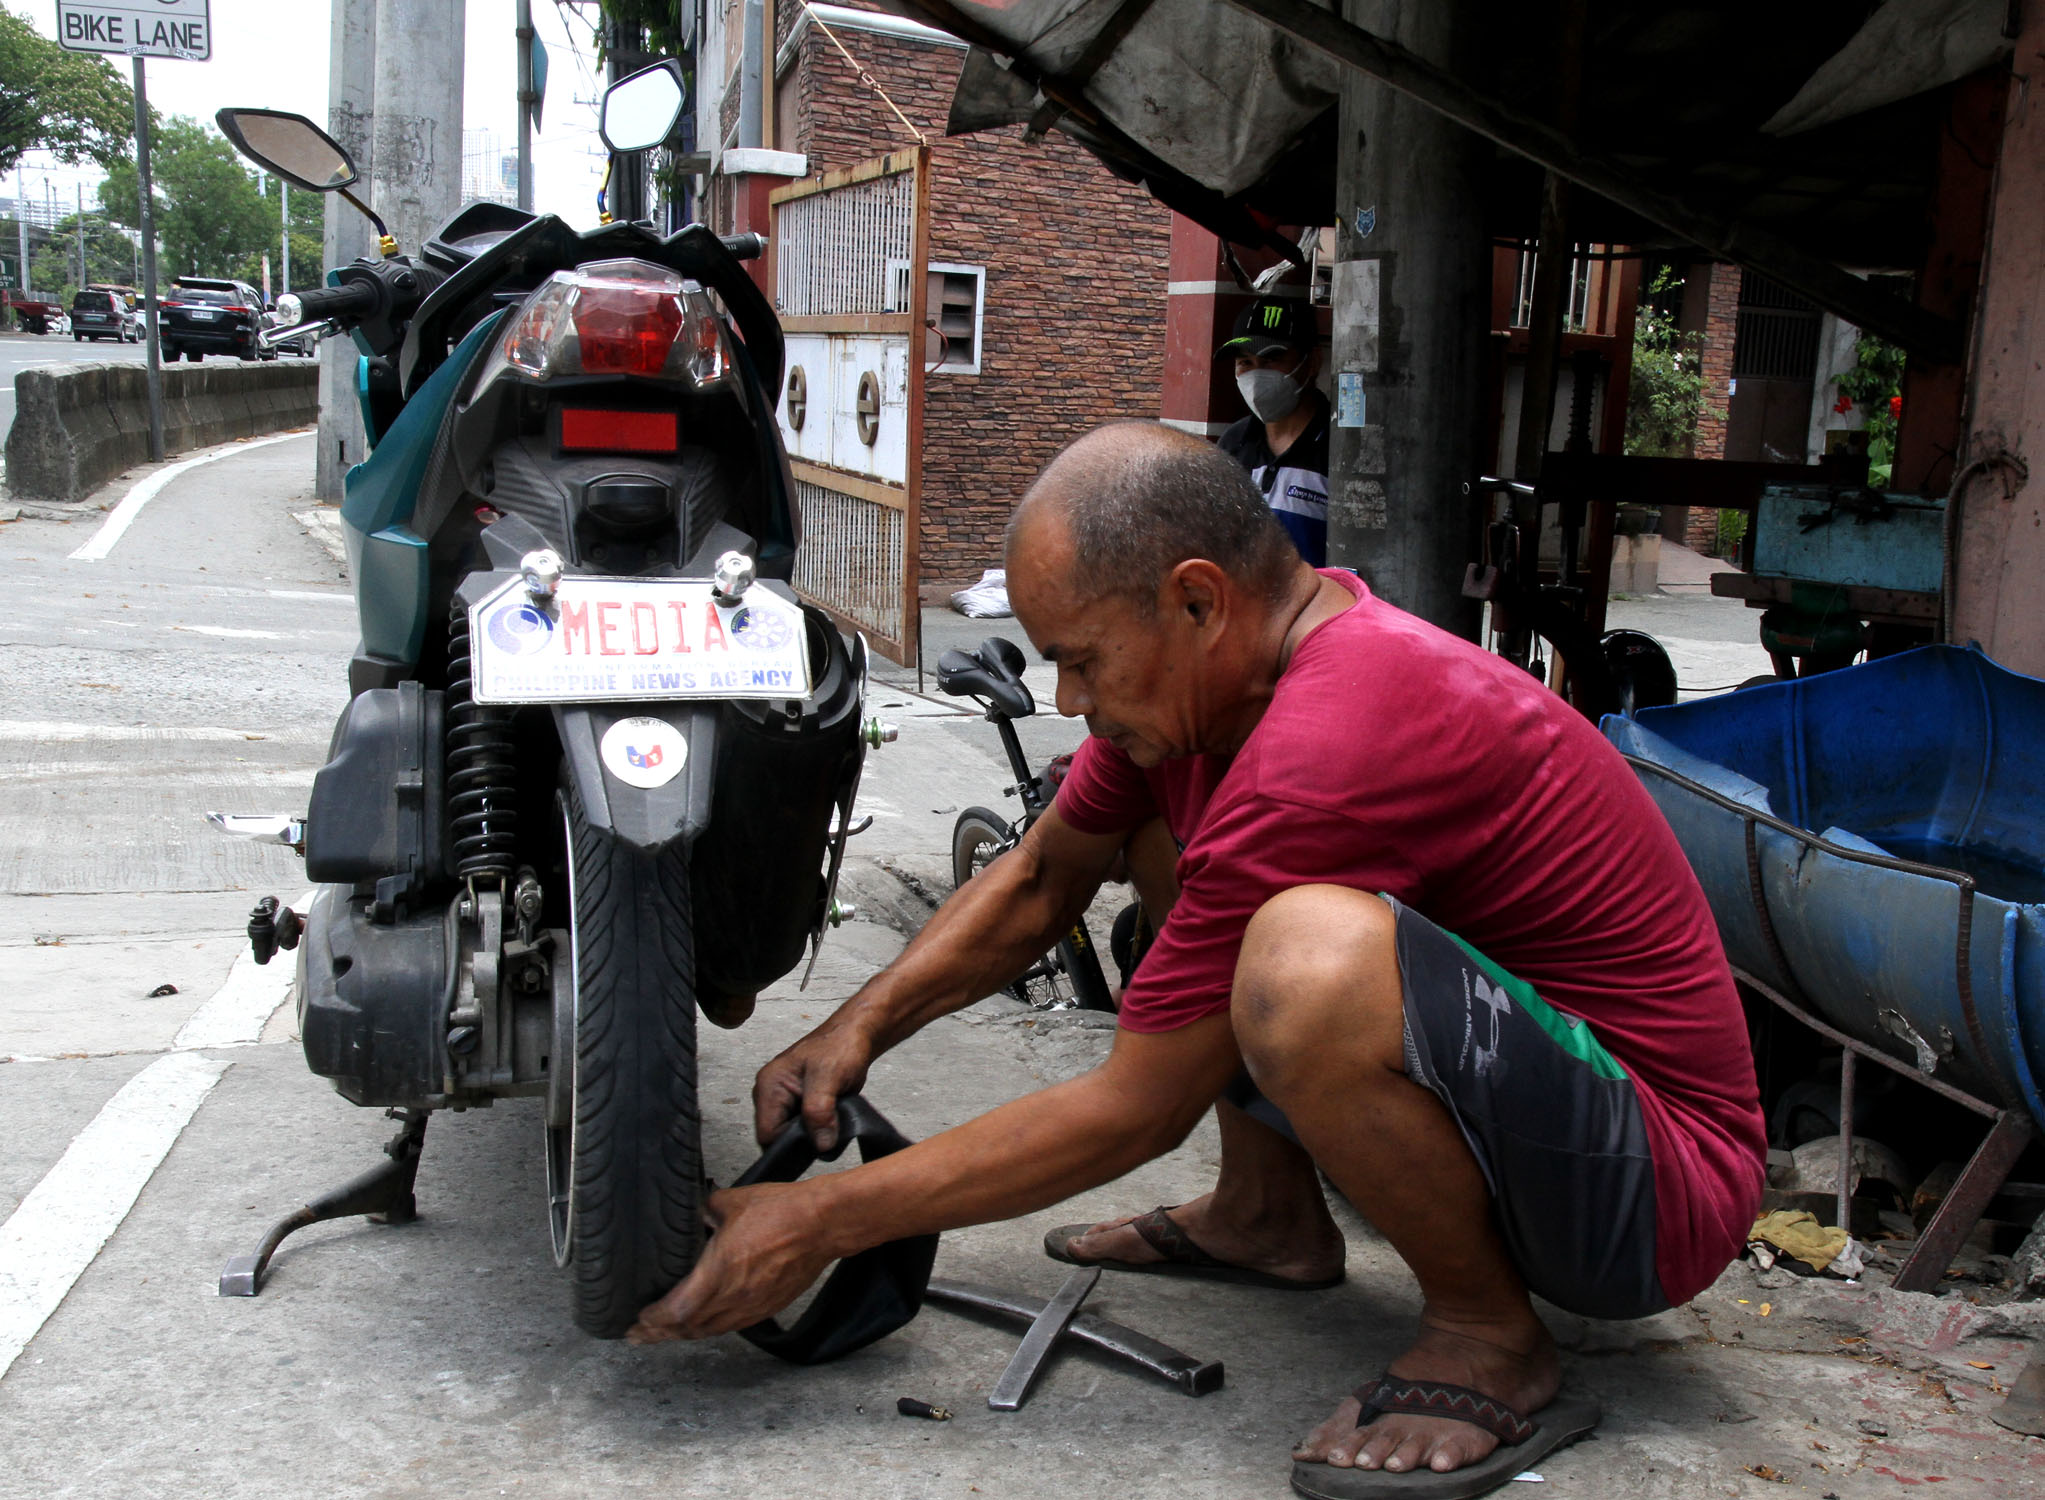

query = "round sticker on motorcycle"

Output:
[[599, 716, 687, 790]]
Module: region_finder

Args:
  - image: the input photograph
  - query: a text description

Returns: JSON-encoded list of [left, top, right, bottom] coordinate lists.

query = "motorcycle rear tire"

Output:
[[553, 781, 704, 1337]]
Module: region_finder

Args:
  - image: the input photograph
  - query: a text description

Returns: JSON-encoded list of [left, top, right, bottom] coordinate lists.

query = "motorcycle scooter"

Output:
[[207, 67, 893, 1339]]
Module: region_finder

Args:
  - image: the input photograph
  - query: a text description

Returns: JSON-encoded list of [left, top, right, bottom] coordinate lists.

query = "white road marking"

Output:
[[0, 719, 322, 743], [0, 887, 316, 1373], [68, 431, 310, 562], [0, 1051, 231, 1380], [174, 624, 284, 640], [266, 589, 351, 603], [0, 763, 316, 784]]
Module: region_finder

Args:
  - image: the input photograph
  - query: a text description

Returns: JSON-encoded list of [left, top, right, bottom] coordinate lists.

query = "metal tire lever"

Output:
[[987, 1265, 1099, 1410]]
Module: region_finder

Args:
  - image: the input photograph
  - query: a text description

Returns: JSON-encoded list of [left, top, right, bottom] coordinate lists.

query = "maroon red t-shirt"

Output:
[[1055, 571, 1764, 1305]]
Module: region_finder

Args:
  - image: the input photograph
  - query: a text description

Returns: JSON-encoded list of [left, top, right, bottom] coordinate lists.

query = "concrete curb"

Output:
[[3, 360, 319, 504]]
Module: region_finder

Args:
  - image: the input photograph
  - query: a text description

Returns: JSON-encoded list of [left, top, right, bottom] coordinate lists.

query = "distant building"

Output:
[[461, 130, 518, 207], [695, 0, 1172, 594]]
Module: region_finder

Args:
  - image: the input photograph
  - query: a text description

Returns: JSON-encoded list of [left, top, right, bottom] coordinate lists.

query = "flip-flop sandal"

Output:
[[1042, 1205, 1345, 1291], [1289, 1376, 1601, 1500]]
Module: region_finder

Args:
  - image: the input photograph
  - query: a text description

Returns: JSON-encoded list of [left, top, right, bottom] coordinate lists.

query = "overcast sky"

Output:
[[13, 1, 615, 226]]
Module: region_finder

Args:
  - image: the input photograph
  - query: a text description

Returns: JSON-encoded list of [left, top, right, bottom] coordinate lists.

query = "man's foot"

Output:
[[1060, 1191, 1345, 1286], [1292, 1315, 1561, 1476]]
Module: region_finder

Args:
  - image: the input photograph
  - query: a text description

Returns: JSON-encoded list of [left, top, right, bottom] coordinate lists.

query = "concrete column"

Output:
[[316, 0, 377, 502], [370, 0, 466, 252], [1325, 0, 1487, 637], [1951, 0, 2045, 673]]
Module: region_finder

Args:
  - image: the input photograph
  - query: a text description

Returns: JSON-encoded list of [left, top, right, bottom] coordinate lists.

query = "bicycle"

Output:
[[935, 636, 1116, 1012]]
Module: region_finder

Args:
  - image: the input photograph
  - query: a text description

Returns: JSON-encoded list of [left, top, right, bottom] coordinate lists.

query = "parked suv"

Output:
[[70, 288, 138, 344], [161, 277, 266, 362]]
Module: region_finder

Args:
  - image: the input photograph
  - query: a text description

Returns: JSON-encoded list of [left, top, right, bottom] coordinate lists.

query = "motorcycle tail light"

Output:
[[481, 258, 731, 389]]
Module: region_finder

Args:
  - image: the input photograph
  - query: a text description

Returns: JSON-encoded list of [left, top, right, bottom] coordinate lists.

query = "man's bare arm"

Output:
[[640, 1010, 1243, 1341], [753, 804, 1129, 1145]]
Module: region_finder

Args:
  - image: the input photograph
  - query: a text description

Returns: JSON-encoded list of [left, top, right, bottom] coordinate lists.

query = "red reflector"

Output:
[[560, 409, 679, 453], [572, 283, 684, 375]]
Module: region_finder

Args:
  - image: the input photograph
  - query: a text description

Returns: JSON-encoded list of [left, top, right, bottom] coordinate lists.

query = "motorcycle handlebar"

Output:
[[720, 232, 767, 261], [277, 280, 380, 324]]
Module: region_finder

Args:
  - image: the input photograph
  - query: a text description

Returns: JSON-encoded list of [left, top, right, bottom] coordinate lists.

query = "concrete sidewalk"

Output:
[[2, 453, 2039, 1497]]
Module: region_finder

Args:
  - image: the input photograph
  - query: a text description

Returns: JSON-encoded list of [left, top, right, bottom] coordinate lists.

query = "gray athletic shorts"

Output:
[[1223, 894, 1668, 1321]]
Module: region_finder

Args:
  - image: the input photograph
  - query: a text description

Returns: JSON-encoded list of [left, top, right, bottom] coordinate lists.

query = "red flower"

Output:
[[1890, 395, 1903, 419], [1833, 392, 1854, 415]]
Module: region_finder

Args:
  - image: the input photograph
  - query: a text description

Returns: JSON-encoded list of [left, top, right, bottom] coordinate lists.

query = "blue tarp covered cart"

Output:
[[1604, 645, 2043, 1288]]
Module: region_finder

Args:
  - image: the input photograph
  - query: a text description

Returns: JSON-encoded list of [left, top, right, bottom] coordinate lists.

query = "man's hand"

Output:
[[752, 1012, 874, 1149], [626, 1182, 834, 1343]]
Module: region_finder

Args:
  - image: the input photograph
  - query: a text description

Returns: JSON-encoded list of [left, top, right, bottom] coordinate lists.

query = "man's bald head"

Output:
[[1007, 420, 1302, 614]]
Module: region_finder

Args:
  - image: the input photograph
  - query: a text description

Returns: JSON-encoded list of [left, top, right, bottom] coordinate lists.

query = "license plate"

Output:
[[468, 575, 811, 705], [190, 309, 217, 320]]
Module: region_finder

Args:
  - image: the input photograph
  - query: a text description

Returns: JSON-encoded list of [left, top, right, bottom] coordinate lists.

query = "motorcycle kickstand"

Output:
[[218, 1110, 430, 1297]]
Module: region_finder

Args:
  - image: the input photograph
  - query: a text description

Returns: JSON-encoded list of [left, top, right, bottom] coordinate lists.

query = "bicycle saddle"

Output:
[[730, 1094, 940, 1365], [935, 636, 1035, 719]]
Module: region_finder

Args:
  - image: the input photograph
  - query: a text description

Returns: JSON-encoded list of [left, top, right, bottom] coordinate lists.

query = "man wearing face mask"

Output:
[[1217, 296, 1329, 567]]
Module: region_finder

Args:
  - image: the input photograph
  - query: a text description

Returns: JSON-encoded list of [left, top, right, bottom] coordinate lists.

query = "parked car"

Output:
[[160, 277, 267, 362], [2, 289, 61, 334], [70, 288, 139, 343]]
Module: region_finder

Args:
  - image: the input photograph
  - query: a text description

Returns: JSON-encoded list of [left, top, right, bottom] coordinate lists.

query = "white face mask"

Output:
[[1237, 363, 1307, 423]]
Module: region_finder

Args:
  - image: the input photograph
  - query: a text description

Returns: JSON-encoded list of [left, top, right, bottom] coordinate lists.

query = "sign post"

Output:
[[58, 1, 210, 465], [130, 56, 164, 461]]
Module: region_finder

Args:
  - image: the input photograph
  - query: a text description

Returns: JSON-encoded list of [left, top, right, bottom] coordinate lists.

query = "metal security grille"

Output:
[[776, 156, 918, 318], [791, 479, 907, 649], [772, 148, 929, 665], [1735, 271, 1822, 379]]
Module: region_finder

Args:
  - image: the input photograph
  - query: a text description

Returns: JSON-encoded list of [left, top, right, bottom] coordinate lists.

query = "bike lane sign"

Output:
[[57, 0, 212, 60]]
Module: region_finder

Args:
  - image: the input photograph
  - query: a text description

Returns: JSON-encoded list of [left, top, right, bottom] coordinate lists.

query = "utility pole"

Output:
[[15, 172, 29, 299], [516, 0, 535, 212], [605, 16, 648, 221], [317, 0, 378, 501], [1324, 0, 1488, 636], [132, 58, 165, 463], [369, 0, 465, 251], [280, 182, 290, 294], [76, 183, 84, 290]]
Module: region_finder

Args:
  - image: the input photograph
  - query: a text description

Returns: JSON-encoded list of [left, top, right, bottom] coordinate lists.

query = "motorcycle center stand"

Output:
[[220, 1109, 429, 1297], [216, 893, 432, 1298], [925, 1266, 1224, 1410]]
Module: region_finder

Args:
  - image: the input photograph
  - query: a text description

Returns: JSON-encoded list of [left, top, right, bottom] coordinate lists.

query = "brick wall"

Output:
[[1685, 261, 1743, 552], [777, 10, 1172, 585]]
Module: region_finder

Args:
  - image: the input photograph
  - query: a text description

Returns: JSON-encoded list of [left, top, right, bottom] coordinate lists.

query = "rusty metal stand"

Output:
[[1737, 970, 2035, 1291], [218, 1110, 429, 1297]]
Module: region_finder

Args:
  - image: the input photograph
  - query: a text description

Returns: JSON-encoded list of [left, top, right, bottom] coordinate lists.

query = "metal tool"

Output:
[[925, 1272, 1225, 1408], [986, 1266, 1098, 1410]]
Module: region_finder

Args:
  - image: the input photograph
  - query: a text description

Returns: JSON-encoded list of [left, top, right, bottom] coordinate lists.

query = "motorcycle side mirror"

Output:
[[215, 108, 359, 192], [599, 59, 687, 153]]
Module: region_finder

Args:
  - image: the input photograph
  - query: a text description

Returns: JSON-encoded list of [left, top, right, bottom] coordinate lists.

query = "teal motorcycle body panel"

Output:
[[341, 309, 505, 663]]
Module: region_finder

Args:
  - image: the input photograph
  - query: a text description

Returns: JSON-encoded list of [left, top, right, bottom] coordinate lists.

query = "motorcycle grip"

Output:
[[280, 279, 380, 323], [720, 232, 767, 261]]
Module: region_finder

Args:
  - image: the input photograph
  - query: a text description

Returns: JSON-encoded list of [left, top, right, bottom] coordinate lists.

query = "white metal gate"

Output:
[[772, 148, 930, 665]]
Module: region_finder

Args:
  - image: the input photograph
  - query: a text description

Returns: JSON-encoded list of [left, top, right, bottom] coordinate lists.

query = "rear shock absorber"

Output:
[[445, 599, 519, 881]]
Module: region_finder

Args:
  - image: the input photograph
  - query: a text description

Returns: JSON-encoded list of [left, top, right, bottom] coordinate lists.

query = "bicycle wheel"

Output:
[[951, 807, 1106, 1010]]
